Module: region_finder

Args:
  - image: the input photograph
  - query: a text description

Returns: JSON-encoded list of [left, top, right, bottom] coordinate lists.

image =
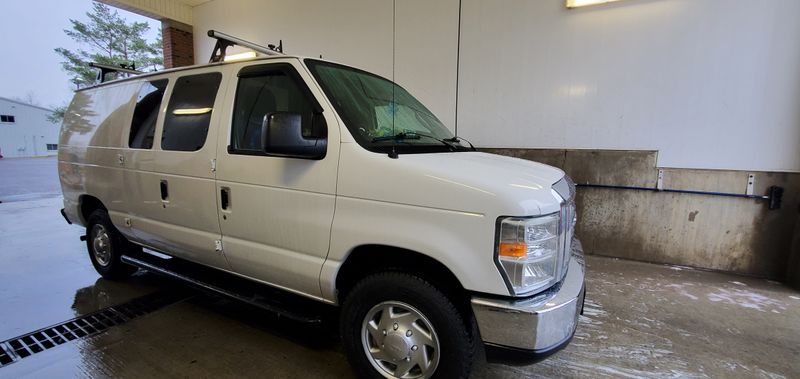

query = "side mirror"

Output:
[[261, 112, 327, 159]]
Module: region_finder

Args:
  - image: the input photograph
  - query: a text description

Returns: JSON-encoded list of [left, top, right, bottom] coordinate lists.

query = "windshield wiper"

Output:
[[444, 136, 476, 151], [371, 132, 456, 150]]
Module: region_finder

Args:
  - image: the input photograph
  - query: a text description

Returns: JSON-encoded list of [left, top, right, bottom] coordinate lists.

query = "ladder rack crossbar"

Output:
[[89, 62, 144, 83], [207, 30, 283, 63]]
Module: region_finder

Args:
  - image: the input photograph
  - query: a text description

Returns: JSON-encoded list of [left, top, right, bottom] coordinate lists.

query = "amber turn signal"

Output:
[[498, 242, 527, 258]]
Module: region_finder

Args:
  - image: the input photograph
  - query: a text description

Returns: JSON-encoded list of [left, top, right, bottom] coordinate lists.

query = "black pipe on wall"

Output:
[[575, 183, 783, 210]]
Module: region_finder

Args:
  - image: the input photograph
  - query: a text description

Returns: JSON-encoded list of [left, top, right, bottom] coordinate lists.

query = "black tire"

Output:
[[340, 272, 475, 379], [85, 209, 138, 280]]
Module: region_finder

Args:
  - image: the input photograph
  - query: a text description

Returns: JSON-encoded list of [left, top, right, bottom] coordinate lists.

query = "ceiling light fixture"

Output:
[[566, 0, 623, 8], [224, 51, 257, 62]]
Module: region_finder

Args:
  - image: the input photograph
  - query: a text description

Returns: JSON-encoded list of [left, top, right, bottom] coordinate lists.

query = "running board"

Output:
[[121, 251, 331, 324]]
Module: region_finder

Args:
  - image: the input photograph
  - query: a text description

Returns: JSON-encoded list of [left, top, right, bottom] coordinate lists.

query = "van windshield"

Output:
[[305, 59, 468, 154]]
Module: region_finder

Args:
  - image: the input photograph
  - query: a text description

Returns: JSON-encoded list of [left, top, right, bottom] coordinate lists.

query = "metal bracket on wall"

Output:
[[656, 169, 664, 190], [746, 174, 755, 196]]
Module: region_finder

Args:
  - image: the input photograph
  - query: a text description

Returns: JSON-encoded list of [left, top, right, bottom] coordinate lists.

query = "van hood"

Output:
[[337, 147, 567, 216]]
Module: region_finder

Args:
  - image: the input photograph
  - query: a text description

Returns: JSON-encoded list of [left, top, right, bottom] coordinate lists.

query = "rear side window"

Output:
[[162, 72, 222, 151], [231, 65, 318, 153], [129, 79, 168, 149]]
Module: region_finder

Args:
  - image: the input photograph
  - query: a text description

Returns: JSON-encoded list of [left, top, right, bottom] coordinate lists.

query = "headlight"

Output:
[[496, 213, 560, 295]]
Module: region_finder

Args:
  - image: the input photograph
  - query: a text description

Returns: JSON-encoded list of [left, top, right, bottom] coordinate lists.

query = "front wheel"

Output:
[[340, 272, 475, 378]]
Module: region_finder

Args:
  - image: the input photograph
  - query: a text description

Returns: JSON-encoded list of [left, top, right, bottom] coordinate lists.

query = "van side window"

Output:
[[162, 72, 222, 151], [129, 79, 168, 149], [231, 66, 316, 153]]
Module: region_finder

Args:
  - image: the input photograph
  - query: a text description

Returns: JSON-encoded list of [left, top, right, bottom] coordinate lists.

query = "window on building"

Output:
[[162, 72, 222, 151], [129, 79, 168, 149], [0, 115, 15, 123], [46, 144, 58, 151], [231, 65, 317, 153]]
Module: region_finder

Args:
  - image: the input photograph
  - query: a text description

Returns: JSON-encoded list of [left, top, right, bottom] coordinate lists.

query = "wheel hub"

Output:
[[91, 224, 111, 267], [362, 301, 440, 378], [383, 333, 410, 361]]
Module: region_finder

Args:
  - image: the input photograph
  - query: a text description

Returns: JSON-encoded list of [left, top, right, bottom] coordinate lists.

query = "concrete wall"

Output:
[[485, 148, 800, 281], [0, 98, 59, 158], [790, 217, 800, 288]]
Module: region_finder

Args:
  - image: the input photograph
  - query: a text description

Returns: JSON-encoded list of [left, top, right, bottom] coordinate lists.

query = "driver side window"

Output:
[[231, 65, 316, 153]]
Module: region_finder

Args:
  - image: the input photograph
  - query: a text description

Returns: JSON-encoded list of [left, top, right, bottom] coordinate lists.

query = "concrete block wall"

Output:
[[485, 148, 800, 284]]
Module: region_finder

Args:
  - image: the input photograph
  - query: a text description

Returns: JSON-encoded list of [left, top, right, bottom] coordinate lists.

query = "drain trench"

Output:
[[0, 291, 188, 367]]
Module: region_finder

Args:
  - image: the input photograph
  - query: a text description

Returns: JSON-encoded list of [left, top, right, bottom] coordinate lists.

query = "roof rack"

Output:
[[207, 30, 283, 63], [90, 62, 143, 83]]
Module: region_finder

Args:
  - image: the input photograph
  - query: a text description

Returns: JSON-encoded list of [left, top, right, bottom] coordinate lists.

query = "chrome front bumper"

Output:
[[471, 243, 586, 353]]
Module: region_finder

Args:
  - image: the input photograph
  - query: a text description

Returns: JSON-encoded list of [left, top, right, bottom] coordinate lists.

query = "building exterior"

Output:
[[0, 97, 59, 158]]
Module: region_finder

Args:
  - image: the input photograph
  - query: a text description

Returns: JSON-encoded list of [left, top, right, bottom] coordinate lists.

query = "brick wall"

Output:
[[162, 25, 194, 68]]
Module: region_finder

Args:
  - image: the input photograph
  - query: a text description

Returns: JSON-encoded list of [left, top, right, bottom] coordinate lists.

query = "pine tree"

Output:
[[54, 2, 163, 89]]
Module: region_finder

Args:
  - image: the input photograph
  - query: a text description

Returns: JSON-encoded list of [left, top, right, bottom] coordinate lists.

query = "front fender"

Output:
[[320, 196, 510, 303]]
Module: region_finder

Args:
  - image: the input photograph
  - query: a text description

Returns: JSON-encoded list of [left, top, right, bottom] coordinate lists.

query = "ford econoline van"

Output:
[[58, 31, 585, 379]]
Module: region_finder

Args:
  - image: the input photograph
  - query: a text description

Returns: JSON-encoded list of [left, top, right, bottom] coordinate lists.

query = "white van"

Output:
[[58, 32, 585, 379]]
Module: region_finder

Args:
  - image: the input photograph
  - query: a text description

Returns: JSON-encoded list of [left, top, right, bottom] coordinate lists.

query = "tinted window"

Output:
[[129, 79, 168, 149], [162, 72, 222, 151], [231, 66, 317, 152]]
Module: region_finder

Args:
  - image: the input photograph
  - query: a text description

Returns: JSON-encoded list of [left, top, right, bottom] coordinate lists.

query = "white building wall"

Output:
[[0, 98, 60, 158], [192, 0, 459, 135], [192, 0, 800, 172], [457, 0, 800, 172]]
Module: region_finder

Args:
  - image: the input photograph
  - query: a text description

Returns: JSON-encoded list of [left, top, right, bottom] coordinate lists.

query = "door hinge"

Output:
[[214, 239, 224, 253], [210, 158, 217, 173]]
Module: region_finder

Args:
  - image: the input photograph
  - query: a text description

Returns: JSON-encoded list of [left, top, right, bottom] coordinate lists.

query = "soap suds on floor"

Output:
[[706, 288, 787, 312]]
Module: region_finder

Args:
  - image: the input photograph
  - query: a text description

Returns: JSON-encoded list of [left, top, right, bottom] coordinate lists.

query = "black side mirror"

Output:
[[261, 112, 327, 159]]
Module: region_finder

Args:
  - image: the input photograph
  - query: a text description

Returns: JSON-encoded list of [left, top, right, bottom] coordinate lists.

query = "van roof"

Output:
[[76, 54, 312, 92]]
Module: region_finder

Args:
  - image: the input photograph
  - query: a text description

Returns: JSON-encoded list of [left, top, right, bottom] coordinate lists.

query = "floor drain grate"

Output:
[[0, 291, 186, 368]]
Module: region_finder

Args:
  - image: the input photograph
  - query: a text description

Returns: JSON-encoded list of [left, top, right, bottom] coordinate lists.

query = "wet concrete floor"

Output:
[[1, 158, 798, 378]]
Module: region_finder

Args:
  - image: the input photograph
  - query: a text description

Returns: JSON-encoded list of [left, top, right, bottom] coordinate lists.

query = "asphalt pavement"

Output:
[[0, 157, 60, 202]]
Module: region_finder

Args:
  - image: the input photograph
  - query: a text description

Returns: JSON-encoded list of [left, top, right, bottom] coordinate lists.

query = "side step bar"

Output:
[[121, 250, 332, 324]]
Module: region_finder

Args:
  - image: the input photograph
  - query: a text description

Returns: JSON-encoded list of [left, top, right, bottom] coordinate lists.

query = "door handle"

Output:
[[160, 180, 169, 201], [220, 187, 230, 210]]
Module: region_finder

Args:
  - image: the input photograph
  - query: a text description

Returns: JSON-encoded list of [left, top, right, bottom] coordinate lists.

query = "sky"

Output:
[[0, 0, 161, 109]]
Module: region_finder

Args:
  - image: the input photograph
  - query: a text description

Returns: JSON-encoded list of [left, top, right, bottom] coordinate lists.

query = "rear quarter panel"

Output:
[[59, 81, 140, 227]]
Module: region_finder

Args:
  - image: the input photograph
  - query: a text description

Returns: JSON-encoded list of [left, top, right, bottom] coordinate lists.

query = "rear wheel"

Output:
[[86, 209, 138, 279], [340, 272, 474, 378]]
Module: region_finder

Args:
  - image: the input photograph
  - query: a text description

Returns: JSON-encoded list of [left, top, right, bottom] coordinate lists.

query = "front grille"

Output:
[[554, 176, 577, 278], [560, 199, 576, 275]]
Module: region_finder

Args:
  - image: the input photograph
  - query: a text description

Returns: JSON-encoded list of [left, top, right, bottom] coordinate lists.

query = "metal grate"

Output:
[[0, 291, 186, 368]]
